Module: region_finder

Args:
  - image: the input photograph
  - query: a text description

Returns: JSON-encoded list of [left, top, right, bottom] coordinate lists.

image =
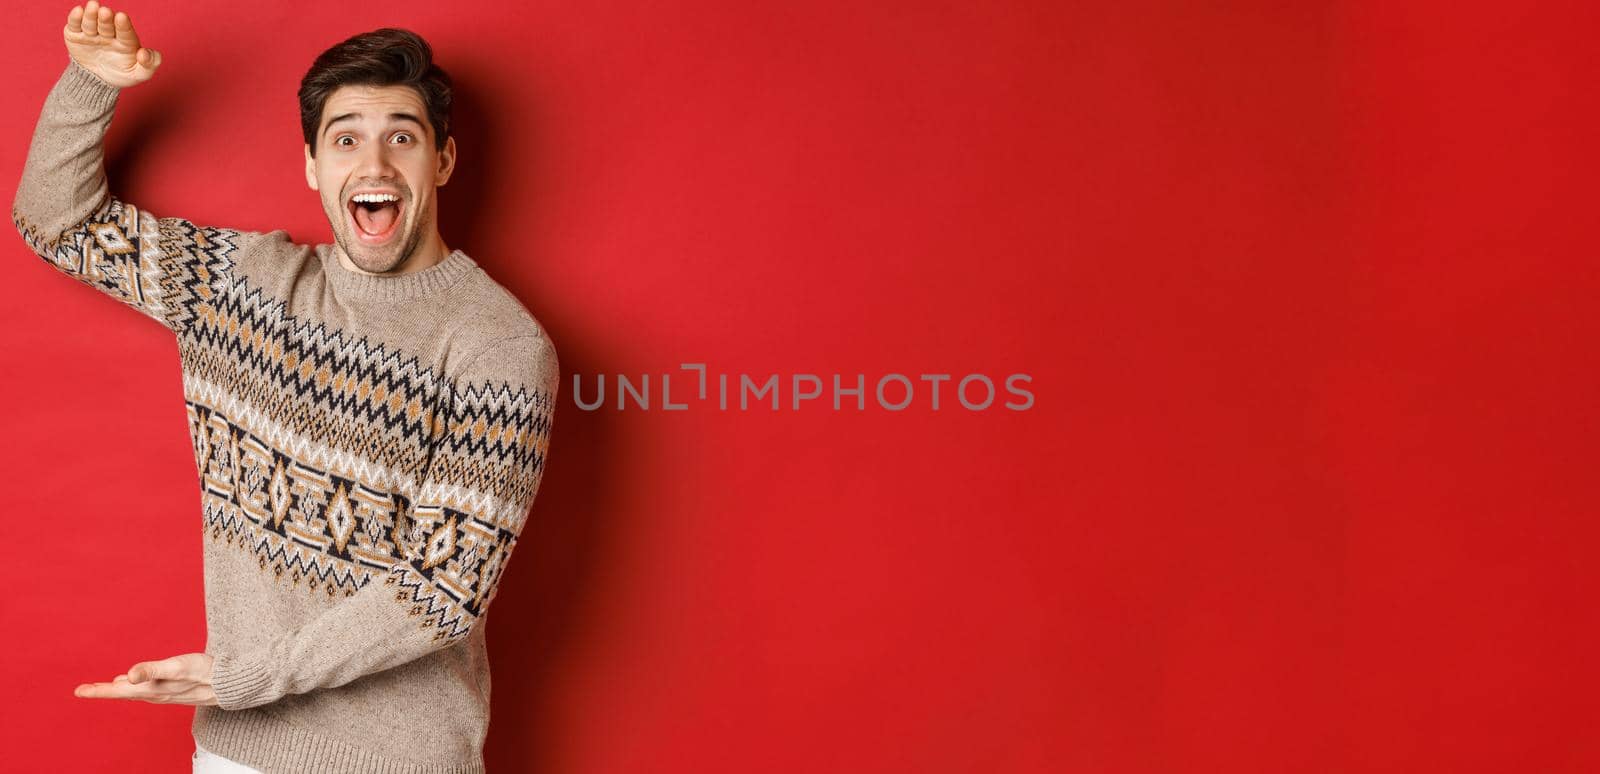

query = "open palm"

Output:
[[63, 1, 161, 88]]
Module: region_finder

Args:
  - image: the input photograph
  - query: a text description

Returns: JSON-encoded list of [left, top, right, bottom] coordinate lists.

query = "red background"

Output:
[[3, 1, 1596, 772]]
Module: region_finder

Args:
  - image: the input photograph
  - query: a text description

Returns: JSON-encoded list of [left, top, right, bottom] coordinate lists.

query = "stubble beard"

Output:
[[329, 197, 423, 275]]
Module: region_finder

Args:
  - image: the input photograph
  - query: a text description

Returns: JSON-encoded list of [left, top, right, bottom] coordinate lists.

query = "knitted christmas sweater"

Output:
[[12, 59, 559, 773]]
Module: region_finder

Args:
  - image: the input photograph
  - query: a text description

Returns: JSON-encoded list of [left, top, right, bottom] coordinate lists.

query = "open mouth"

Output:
[[347, 192, 403, 245]]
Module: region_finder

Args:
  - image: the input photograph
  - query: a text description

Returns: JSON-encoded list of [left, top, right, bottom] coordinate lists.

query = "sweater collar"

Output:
[[317, 243, 479, 302]]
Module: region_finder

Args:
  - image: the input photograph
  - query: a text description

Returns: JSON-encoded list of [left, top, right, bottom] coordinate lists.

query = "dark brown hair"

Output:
[[299, 28, 453, 157]]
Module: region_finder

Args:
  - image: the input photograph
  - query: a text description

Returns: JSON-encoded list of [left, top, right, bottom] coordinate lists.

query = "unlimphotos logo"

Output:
[[572, 364, 1034, 411]]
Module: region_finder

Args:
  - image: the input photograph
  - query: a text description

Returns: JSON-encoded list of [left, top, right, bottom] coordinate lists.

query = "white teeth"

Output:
[[351, 193, 400, 204]]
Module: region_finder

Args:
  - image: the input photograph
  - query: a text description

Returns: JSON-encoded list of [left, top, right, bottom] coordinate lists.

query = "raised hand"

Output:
[[63, 1, 161, 88]]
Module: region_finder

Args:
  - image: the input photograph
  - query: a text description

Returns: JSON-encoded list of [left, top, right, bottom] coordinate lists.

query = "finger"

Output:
[[66, 6, 85, 35], [83, 2, 99, 36], [79, 677, 195, 703], [75, 679, 144, 699], [97, 6, 115, 38], [114, 11, 138, 46]]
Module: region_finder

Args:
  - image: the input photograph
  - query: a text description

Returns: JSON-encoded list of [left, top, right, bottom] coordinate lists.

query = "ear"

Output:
[[435, 135, 456, 187], [304, 144, 318, 191]]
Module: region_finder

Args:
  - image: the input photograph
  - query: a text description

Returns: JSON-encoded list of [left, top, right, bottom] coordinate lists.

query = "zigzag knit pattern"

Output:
[[13, 198, 241, 335]]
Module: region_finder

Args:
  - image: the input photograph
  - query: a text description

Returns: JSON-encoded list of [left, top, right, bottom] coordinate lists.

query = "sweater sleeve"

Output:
[[208, 334, 560, 710], [10, 58, 257, 337]]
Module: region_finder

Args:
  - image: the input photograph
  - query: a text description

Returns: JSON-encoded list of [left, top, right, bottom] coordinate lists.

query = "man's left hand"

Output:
[[74, 652, 218, 706]]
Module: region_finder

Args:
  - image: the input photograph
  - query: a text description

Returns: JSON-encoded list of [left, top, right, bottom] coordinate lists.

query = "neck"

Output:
[[335, 232, 452, 277], [318, 239, 478, 303]]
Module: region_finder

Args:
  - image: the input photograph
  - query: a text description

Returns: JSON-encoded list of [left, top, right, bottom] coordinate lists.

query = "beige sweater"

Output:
[[13, 58, 559, 773]]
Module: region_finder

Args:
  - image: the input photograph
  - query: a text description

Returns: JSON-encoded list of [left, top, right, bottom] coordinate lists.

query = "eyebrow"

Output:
[[323, 112, 427, 138]]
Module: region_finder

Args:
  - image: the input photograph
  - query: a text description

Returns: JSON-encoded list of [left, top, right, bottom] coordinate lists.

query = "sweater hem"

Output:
[[193, 705, 485, 774]]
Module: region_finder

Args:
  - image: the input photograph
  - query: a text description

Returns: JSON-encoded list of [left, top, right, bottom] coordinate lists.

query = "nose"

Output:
[[353, 139, 398, 180]]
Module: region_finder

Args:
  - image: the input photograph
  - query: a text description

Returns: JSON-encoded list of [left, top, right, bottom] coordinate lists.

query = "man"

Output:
[[12, 3, 560, 772]]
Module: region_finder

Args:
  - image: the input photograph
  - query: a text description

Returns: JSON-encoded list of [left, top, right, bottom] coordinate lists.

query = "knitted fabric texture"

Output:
[[13, 58, 559, 774]]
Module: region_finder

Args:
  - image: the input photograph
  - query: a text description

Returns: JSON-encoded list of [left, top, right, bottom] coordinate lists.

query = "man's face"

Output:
[[305, 84, 456, 274]]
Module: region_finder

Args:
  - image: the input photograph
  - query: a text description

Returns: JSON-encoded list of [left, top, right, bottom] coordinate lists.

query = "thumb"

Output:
[[139, 47, 161, 69], [128, 659, 175, 683]]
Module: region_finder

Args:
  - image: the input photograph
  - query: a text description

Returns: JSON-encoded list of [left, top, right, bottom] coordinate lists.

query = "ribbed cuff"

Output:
[[211, 651, 274, 711], [59, 57, 120, 112]]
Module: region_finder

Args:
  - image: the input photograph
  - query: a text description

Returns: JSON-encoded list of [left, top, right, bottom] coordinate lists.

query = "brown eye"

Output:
[[393, 133, 412, 144]]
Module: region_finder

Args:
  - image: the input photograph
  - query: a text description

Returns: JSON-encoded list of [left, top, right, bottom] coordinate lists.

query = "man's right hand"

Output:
[[63, 1, 161, 88]]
